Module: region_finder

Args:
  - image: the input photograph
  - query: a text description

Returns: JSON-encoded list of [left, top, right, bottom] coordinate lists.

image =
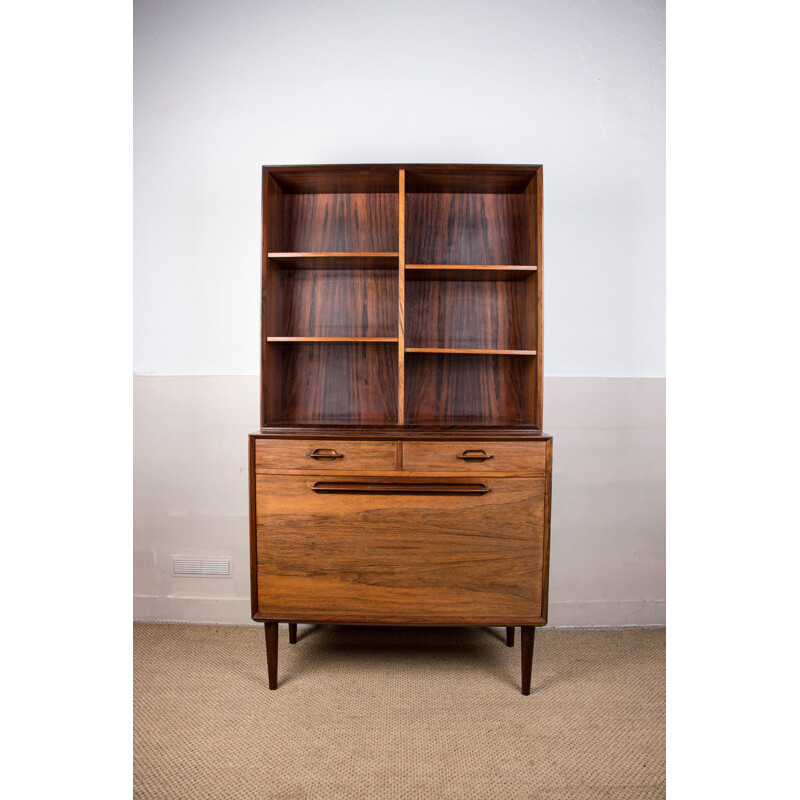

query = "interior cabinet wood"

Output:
[[250, 164, 552, 695]]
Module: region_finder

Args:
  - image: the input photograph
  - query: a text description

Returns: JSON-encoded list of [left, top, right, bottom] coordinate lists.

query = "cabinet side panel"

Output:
[[522, 173, 541, 426], [540, 437, 553, 623], [262, 172, 285, 425], [249, 435, 258, 618]]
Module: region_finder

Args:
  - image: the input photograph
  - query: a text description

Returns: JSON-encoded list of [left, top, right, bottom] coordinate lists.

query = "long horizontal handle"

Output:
[[310, 482, 490, 495]]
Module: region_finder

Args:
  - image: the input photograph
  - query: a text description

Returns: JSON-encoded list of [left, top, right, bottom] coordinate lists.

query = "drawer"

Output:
[[403, 440, 547, 473], [254, 475, 547, 624], [254, 439, 397, 471]]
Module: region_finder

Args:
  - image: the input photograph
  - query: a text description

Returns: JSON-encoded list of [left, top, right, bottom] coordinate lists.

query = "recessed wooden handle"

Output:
[[310, 482, 490, 495], [307, 448, 344, 461], [457, 450, 495, 462]]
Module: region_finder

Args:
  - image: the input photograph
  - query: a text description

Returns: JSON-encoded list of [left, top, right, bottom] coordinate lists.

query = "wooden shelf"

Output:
[[406, 347, 536, 356], [268, 337, 398, 343], [405, 265, 537, 281], [402, 416, 538, 429], [268, 252, 399, 268]]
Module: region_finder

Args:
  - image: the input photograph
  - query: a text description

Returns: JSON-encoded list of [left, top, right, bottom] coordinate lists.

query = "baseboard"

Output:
[[546, 599, 665, 627], [134, 595, 258, 625], [134, 596, 665, 627]]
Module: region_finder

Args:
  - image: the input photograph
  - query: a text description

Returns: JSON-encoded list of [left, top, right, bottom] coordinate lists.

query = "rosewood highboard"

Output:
[[249, 164, 552, 694]]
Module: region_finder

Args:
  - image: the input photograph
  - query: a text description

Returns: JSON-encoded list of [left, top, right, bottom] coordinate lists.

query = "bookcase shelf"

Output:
[[405, 347, 537, 356], [269, 253, 399, 268], [268, 337, 398, 343], [261, 164, 542, 429], [405, 265, 536, 281]]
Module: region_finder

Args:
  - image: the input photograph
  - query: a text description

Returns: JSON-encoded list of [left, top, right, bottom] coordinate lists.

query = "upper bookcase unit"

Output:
[[260, 165, 543, 429]]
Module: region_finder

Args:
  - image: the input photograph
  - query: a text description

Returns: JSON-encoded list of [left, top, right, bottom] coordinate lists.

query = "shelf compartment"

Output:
[[267, 268, 398, 339], [405, 265, 536, 281], [265, 341, 398, 425], [406, 347, 536, 356], [265, 167, 399, 254], [405, 276, 536, 351], [404, 351, 535, 426], [404, 168, 537, 266], [269, 253, 399, 268]]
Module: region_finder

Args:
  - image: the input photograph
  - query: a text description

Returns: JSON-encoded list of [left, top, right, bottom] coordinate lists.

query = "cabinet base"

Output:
[[262, 622, 538, 695]]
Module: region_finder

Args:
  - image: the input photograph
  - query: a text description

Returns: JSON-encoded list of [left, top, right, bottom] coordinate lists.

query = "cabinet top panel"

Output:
[[264, 164, 541, 194]]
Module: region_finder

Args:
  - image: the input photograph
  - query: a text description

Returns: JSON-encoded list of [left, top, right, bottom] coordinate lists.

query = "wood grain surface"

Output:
[[279, 268, 398, 338], [404, 352, 529, 425], [405, 277, 529, 350], [254, 439, 398, 471], [402, 440, 547, 473], [405, 192, 527, 266], [255, 475, 546, 624], [277, 342, 398, 425], [283, 193, 398, 253]]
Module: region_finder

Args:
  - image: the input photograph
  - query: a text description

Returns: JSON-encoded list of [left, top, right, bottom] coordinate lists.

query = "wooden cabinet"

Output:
[[250, 165, 552, 694]]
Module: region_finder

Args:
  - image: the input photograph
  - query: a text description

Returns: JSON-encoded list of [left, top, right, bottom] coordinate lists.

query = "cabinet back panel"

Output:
[[279, 269, 398, 338], [278, 342, 398, 424], [405, 279, 527, 349], [282, 193, 398, 252], [404, 353, 530, 424], [406, 192, 529, 265]]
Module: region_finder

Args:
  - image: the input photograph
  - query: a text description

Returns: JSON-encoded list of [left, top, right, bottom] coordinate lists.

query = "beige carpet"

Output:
[[134, 623, 665, 799]]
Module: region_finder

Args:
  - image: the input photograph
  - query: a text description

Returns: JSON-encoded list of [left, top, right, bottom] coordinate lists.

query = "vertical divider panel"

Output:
[[398, 169, 406, 424]]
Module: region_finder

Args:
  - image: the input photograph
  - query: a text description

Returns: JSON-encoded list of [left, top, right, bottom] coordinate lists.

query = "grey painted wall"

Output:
[[134, 376, 664, 626]]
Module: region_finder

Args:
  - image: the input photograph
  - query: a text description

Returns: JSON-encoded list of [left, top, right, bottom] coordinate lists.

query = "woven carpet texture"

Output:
[[134, 623, 665, 799]]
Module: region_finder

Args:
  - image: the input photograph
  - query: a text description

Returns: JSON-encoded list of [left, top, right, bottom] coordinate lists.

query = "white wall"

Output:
[[134, 0, 665, 378], [133, 0, 665, 626]]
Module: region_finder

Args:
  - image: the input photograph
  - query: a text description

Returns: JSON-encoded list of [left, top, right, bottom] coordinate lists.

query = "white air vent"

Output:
[[172, 556, 232, 578]]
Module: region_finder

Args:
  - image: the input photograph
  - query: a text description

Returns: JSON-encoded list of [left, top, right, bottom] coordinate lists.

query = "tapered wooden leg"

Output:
[[288, 623, 297, 644], [521, 626, 535, 695], [506, 626, 515, 647], [264, 622, 278, 690]]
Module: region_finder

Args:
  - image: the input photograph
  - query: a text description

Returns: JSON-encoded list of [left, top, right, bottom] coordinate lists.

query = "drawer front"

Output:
[[403, 440, 547, 473], [254, 475, 547, 624], [254, 439, 397, 471]]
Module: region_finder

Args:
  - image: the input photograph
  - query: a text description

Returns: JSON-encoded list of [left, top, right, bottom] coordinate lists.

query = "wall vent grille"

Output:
[[172, 557, 232, 578]]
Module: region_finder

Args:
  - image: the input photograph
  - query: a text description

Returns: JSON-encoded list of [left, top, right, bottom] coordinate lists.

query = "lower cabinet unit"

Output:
[[249, 434, 553, 694]]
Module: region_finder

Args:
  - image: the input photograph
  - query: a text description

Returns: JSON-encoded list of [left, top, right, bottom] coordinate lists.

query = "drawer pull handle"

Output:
[[311, 482, 490, 495], [457, 450, 495, 462], [307, 448, 344, 461]]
